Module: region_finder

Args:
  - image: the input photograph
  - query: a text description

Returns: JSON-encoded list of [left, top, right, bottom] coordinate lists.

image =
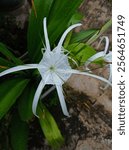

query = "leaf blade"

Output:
[[38, 104, 64, 149], [0, 42, 23, 65], [10, 114, 29, 150], [86, 19, 112, 45], [18, 82, 36, 121], [67, 43, 96, 65], [70, 29, 98, 43], [0, 78, 29, 119]]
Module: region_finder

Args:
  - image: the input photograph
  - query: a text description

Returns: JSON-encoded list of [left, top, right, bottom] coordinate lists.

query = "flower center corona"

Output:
[[49, 65, 55, 71]]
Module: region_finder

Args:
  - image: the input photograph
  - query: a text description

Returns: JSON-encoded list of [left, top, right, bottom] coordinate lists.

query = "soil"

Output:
[[0, 0, 112, 149]]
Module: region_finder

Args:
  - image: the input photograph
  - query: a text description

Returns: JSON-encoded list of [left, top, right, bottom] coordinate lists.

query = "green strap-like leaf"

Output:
[[0, 78, 29, 119], [70, 29, 98, 43], [10, 114, 29, 150], [47, 0, 84, 44], [86, 19, 112, 45], [67, 43, 96, 65], [18, 82, 36, 121], [0, 57, 14, 67], [0, 42, 23, 65], [68, 12, 84, 25], [38, 103, 64, 149]]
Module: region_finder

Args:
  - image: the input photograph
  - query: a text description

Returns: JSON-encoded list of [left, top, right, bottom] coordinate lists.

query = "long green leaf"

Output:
[[0, 42, 23, 65], [10, 114, 29, 150], [18, 82, 36, 121], [0, 78, 29, 119], [86, 19, 112, 45], [0, 57, 14, 67], [47, 0, 84, 44], [38, 104, 64, 149], [70, 29, 98, 43], [67, 43, 96, 65], [68, 11, 84, 25], [0, 57, 16, 73]]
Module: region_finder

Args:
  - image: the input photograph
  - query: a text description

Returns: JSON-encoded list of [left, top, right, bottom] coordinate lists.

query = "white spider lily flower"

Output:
[[85, 36, 112, 89], [0, 18, 111, 117]]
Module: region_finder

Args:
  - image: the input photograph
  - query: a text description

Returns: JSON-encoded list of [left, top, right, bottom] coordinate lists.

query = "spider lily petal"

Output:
[[85, 51, 105, 69], [103, 64, 112, 89], [58, 69, 112, 86], [56, 85, 70, 117], [56, 23, 82, 53], [85, 36, 111, 67], [0, 64, 40, 77], [98, 36, 109, 54], [104, 51, 112, 62], [85, 36, 112, 89], [32, 80, 45, 117], [43, 17, 51, 52]]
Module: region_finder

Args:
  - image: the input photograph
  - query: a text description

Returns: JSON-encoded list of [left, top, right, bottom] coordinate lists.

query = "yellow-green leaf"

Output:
[[38, 104, 64, 149]]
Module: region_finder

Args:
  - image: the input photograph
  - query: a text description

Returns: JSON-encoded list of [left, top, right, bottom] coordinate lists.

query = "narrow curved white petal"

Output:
[[103, 36, 109, 54], [97, 36, 109, 54], [86, 36, 110, 68], [85, 36, 112, 88], [104, 51, 112, 62], [43, 17, 51, 51], [85, 51, 104, 68], [32, 80, 45, 117], [59, 69, 112, 86], [0, 64, 39, 77], [56, 85, 70, 117], [57, 23, 82, 52], [102, 65, 112, 90], [86, 36, 111, 68]]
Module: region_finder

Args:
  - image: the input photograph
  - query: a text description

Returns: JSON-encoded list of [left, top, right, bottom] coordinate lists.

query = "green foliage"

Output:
[[10, 114, 29, 150], [0, 43, 23, 72], [18, 82, 36, 121], [0, 57, 14, 71], [0, 78, 29, 119], [70, 29, 98, 43], [68, 12, 84, 25], [87, 19, 112, 45], [0, 42, 23, 65], [47, 0, 83, 44], [38, 103, 64, 149], [67, 43, 96, 65]]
